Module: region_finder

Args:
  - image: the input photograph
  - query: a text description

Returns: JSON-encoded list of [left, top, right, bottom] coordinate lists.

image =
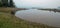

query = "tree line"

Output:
[[0, 0, 15, 7]]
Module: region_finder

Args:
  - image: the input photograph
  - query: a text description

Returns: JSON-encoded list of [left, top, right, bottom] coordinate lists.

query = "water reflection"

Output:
[[15, 9, 60, 27]]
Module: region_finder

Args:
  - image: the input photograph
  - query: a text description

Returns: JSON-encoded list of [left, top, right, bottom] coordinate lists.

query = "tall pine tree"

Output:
[[1, 0, 8, 7], [8, 0, 15, 7], [0, 0, 15, 7]]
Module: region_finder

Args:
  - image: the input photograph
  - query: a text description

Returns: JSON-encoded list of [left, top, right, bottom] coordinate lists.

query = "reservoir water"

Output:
[[13, 0, 60, 27], [15, 9, 60, 27]]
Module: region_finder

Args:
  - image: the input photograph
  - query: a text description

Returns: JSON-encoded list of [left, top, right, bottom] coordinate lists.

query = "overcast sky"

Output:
[[13, 0, 60, 8]]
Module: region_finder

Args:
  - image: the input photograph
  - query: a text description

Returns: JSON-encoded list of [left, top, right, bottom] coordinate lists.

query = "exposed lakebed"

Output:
[[15, 9, 60, 27]]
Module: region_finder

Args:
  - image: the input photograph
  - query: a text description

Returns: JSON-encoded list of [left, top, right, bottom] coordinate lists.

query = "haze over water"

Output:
[[13, 0, 60, 8]]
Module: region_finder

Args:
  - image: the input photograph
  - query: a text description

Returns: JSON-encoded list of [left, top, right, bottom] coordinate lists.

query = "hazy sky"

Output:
[[13, 0, 60, 8]]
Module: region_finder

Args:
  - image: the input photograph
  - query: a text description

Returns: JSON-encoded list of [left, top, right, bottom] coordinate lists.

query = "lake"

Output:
[[15, 9, 60, 27], [13, 0, 60, 27]]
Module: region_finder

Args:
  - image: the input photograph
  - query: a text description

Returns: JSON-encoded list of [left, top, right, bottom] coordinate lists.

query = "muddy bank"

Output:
[[0, 7, 28, 15]]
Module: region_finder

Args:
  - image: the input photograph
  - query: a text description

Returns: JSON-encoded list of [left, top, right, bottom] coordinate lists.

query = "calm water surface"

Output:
[[15, 9, 60, 27]]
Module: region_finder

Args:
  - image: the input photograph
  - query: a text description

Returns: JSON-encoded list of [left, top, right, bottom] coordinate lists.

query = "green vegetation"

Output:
[[0, 0, 15, 7], [0, 8, 57, 28]]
